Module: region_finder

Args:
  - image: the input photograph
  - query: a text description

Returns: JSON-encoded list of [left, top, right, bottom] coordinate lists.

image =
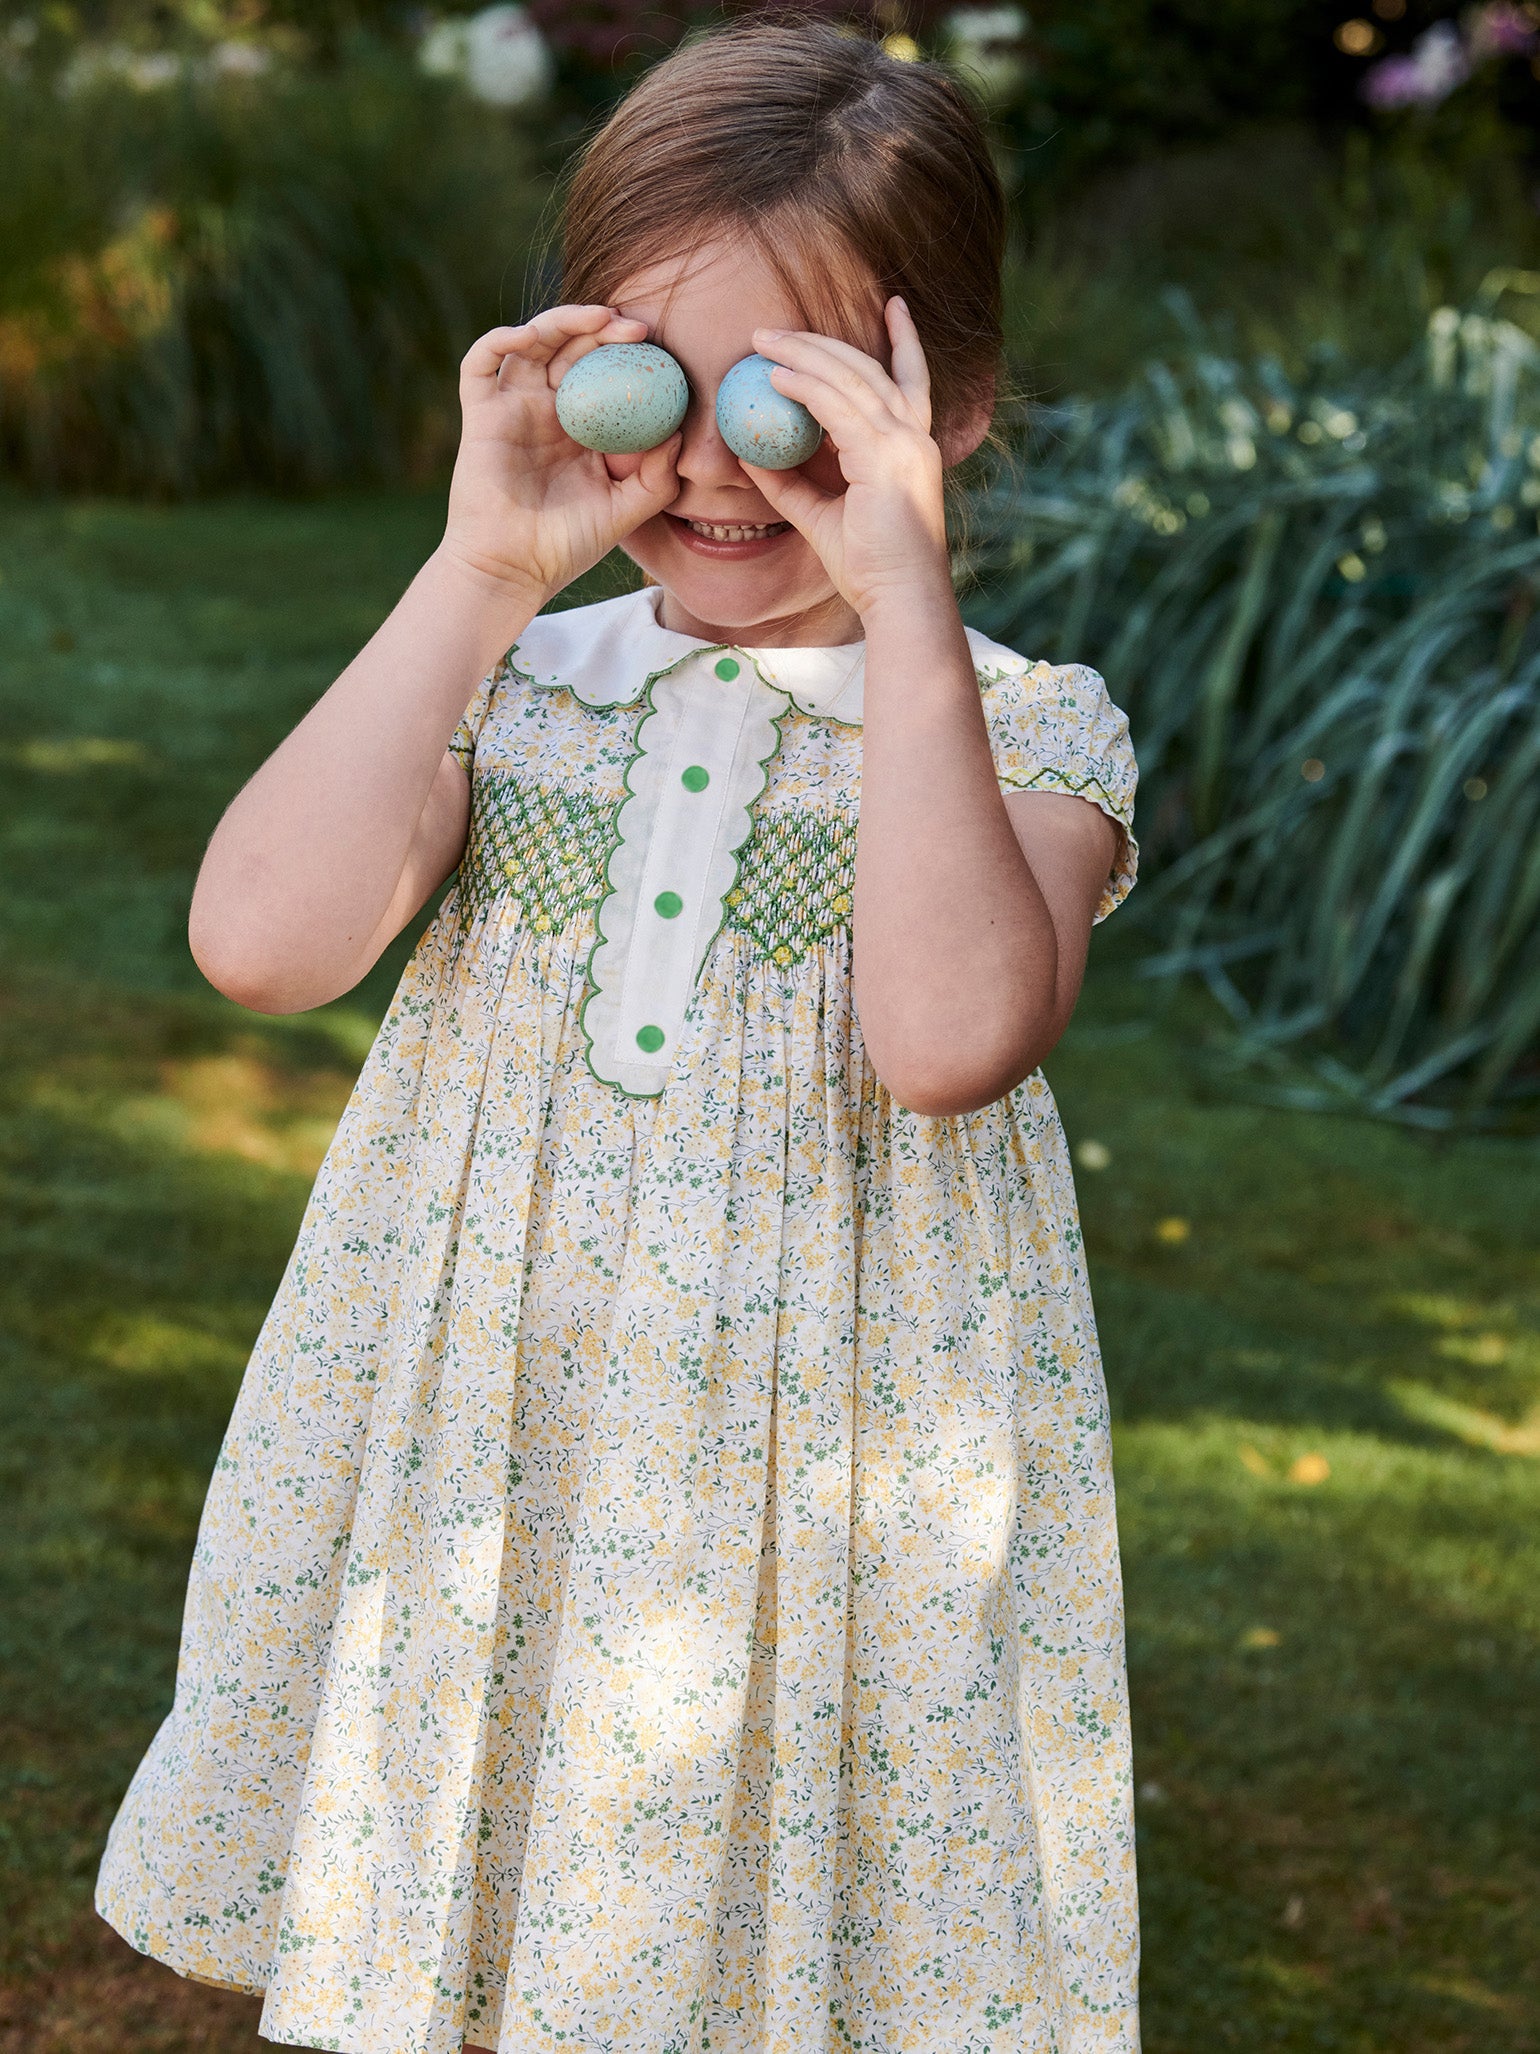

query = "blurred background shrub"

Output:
[[0, 34, 540, 492]]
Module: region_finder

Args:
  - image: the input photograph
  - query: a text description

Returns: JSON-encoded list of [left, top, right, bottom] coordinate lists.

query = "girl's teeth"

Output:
[[684, 519, 788, 542]]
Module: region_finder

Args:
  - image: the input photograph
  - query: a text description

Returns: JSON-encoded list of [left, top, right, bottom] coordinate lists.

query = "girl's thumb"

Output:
[[617, 434, 682, 517], [741, 460, 824, 537]]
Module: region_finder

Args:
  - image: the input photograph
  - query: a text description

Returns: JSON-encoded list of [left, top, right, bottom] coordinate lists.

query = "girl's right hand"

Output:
[[440, 306, 682, 606]]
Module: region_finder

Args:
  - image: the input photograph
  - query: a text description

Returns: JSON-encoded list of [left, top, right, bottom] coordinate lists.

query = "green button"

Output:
[[681, 764, 710, 792], [714, 656, 741, 680], [635, 1024, 665, 1053], [654, 890, 683, 919]]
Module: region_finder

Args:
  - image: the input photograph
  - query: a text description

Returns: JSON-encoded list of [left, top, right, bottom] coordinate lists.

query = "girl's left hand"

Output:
[[746, 297, 949, 619]]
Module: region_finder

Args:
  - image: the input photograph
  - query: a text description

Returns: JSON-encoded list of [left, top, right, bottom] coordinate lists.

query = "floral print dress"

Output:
[[97, 586, 1142, 2054]]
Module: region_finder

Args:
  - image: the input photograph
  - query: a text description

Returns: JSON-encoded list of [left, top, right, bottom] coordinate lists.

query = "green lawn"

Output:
[[0, 494, 1536, 2053]]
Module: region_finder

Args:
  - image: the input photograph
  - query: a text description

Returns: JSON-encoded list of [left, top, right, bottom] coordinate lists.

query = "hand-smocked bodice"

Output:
[[449, 585, 1137, 1097]]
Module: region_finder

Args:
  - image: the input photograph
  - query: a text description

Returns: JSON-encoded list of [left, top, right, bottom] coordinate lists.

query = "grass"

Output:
[[0, 493, 1536, 2051]]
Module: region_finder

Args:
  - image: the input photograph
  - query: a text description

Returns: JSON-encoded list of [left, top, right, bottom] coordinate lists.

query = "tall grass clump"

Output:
[[967, 291, 1540, 1126], [0, 46, 541, 493]]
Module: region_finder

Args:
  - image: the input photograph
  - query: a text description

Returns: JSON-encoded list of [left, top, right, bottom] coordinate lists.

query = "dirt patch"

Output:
[[0, 1919, 263, 2054]]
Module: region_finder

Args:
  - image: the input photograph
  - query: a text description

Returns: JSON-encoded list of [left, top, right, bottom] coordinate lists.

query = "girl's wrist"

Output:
[[856, 561, 964, 647], [429, 540, 553, 625]]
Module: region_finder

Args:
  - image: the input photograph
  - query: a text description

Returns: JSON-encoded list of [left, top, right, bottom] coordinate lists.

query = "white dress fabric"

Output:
[[97, 586, 1143, 2054]]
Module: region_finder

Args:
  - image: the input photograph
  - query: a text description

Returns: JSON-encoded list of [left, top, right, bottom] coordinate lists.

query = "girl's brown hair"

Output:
[[559, 19, 1006, 447]]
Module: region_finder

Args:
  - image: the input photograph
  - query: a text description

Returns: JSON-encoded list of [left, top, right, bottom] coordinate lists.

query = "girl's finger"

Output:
[[885, 297, 933, 433], [765, 363, 890, 448], [740, 459, 839, 541], [517, 303, 641, 356], [608, 433, 683, 530], [542, 318, 653, 390], [754, 327, 911, 425], [460, 324, 547, 388], [467, 306, 642, 386]]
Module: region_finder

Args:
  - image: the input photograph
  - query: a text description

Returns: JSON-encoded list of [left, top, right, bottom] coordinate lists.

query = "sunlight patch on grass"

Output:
[[155, 1050, 353, 1174], [89, 1314, 246, 1383], [8, 736, 154, 774], [32, 1043, 356, 1179], [1390, 1380, 1540, 1457]]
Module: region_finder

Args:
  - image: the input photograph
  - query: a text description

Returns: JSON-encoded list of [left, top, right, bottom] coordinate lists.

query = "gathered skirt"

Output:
[[97, 899, 1139, 2053]]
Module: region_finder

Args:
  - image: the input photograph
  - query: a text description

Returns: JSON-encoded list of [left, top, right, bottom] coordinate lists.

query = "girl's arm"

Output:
[[748, 302, 1118, 1116], [190, 555, 531, 1013], [190, 310, 683, 1015], [855, 587, 1117, 1114]]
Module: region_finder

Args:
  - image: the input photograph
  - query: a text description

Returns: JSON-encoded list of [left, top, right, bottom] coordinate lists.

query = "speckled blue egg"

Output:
[[715, 354, 822, 469], [554, 343, 688, 455]]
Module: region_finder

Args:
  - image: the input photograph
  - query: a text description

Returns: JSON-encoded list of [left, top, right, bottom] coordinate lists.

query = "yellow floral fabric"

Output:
[[97, 591, 1142, 2054]]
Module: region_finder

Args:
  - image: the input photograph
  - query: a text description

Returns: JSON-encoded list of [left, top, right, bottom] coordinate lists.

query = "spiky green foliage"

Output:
[[0, 48, 542, 494], [966, 294, 1540, 1124]]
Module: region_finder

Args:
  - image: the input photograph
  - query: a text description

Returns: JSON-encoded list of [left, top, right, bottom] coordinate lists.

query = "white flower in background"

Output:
[[1361, 19, 1471, 107], [945, 5, 1028, 101], [59, 42, 185, 94], [418, 17, 472, 79], [465, 5, 552, 106], [205, 40, 272, 80], [419, 6, 551, 108]]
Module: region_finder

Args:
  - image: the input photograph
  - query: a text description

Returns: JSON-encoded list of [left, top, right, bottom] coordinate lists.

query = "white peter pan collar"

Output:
[[508, 585, 868, 727]]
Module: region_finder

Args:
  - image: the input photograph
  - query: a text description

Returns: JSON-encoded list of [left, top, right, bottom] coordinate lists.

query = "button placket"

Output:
[[618, 658, 743, 1061], [581, 649, 783, 1095]]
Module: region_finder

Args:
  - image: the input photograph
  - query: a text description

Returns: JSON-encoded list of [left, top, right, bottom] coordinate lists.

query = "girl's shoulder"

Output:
[[964, 624, 1124, 733], [450, 590, 666, 771], [963, 626, 1135, 806]]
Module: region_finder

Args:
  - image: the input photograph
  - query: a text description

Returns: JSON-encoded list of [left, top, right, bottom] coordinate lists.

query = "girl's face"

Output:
[[607, 237, 883, 647]]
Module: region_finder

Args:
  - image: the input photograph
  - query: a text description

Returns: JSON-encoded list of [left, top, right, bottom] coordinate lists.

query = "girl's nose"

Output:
[[674, 394, 749, 489]]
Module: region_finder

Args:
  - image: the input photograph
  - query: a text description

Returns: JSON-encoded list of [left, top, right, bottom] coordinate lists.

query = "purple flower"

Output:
[[1360, 21, 1471, 107], [1468, 2, 1538, 58], [1361, 54, 1429, 106]]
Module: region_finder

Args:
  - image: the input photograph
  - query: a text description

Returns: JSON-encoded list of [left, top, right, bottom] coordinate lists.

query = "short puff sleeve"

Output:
[[978, 653, 1139, 923], [448, 652, 512, 775]]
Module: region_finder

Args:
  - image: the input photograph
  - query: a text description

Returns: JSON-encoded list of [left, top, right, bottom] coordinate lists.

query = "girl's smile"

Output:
[[667, 510, 793, 554]]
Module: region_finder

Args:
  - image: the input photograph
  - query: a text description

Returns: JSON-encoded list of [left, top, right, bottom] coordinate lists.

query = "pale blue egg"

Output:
[[554, 343, 688, 455], [715, 354, 822, 470]]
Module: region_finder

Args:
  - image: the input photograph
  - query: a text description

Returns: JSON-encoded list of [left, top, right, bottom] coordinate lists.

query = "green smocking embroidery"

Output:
[[999, 763, 1126, 819], [457, 773, 612, 930], [456, 774, 858, 969], [725, 807, 858, 967]]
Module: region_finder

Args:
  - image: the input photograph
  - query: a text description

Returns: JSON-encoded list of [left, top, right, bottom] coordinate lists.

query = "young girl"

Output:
[[97, 21, 1140, 2053]]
